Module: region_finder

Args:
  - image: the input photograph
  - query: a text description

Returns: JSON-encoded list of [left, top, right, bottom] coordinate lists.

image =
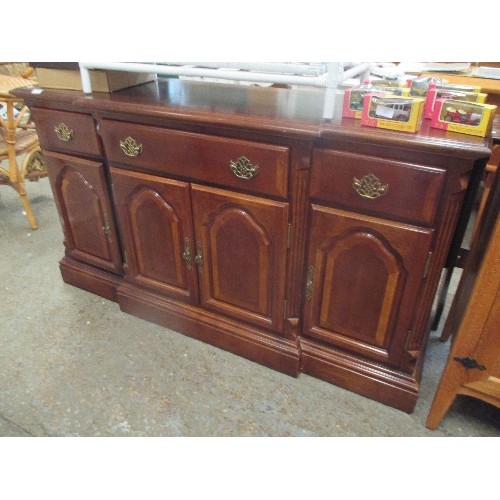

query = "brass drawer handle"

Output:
[[230, 156, 259, 180], [120, 136, 143, 157], [54, 123, 74, 141], [352, 174, 388, 199]]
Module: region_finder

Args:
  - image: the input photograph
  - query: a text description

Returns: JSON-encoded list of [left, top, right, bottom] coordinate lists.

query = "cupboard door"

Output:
[[303, 205, 434, 367], [44, 151, 122, 274], [191, 185, 289, 333], [110, 168, 198, 304]]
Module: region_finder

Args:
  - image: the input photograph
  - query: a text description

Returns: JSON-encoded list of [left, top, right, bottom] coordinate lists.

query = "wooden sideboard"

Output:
[[13, 79, 493, 412]]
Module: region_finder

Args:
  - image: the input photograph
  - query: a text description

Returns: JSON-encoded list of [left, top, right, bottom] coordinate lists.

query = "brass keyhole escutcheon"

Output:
[[352, 174, 388, 199], [120, 136, 143, 157], [54, 123, 74, 141]]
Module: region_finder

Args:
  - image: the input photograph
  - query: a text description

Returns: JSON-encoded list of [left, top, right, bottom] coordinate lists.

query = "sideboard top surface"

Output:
[[13, 78, 493, 159]]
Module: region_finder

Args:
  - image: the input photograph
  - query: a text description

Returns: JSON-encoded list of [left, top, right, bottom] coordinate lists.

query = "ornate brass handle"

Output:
[[182, 237, 193, 270], [352, 174, 388, 200], [194, 242, 203, 270], [54, 123, 74, 141], [305, 265, 315, 300], [229, 156, 259, 180], [120, 136, 143, 157]]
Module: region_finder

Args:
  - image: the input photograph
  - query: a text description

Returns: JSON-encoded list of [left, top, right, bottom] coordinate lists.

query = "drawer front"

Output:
[[32, 108, 101, 156], [99, 119, 289, 198], [311, 149, 445, 225]]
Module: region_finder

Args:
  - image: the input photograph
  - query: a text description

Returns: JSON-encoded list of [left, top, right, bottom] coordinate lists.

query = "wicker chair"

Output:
[[0, 74, 46, 229]]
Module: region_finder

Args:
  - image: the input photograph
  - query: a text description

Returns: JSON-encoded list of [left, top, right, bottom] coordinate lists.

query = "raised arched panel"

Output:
[[59, 167, 110, 261], [192, 184, 289, 334], [208, 206, 271, 315], [304, 205, 434, 367], [110, 167, 198, 303], [44, 152, 122, 274], [128, 186, 184, 287], [318, 229, 405, 348]]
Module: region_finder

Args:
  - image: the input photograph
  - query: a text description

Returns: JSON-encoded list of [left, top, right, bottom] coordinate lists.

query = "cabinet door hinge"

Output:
[[284, 300, 288, 320], [287, 223, 292, 249], [423, 251, 433, 279]]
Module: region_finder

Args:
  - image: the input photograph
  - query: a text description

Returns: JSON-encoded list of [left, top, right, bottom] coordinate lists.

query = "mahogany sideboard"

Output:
[[13, 79, 493, 412]]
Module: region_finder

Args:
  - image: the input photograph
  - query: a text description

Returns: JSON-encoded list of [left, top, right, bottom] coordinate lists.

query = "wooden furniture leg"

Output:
[[1, 85, 45, 230], [426, 359, 465, 429], [427, 167, 500, 429], [14, 180, 38, 229]]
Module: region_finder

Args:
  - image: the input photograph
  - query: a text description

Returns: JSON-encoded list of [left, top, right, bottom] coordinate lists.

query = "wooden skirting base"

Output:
[[117, 282, 300, 378], [299, 338, 420, 413], [59, 257, 121, 301], [58, 257, 420, 412]]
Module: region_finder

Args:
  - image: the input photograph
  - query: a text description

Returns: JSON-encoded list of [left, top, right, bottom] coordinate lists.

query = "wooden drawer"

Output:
[[99, 119, 289, 198], [32, 108, 101, 156], [310, 149, 446, 225]]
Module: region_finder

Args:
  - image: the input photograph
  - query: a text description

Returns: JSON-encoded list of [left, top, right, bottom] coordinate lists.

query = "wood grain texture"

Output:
[[31, 107, 102, 156], [100, 119, 290, 198], [45, 152, 122, 274], [191, 184, 289, 334], [303, 205, 433, 366], [15, 79, 493, 413], [117, 282, 300, 377], [426, 170, 500, 429], [311, 149, 446, 225], [110, 167, 198, 304]]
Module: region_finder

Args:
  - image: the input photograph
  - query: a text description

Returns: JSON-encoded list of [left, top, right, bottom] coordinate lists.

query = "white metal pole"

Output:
[[323, 63, 343, 120], [79, 63, 92, 93]]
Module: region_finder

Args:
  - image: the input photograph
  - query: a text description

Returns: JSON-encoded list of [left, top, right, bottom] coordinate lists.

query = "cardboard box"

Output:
[[361, 94, 425, 133], [410, 78, 482, 97], [35, 67, 156, 92], [430, 99, 497, 137], [424, 85, 487, 119], [370, 79, 410, 88], [343, 85, 410, 119]]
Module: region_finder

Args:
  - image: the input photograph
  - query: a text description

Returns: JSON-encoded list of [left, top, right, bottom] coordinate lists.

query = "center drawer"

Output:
[[310, 149, 446, 225], [99, 119, 289, 198]]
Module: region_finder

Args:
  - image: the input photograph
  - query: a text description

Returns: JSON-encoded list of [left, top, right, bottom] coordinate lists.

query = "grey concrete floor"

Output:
[[1, 177, 499, 437]]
